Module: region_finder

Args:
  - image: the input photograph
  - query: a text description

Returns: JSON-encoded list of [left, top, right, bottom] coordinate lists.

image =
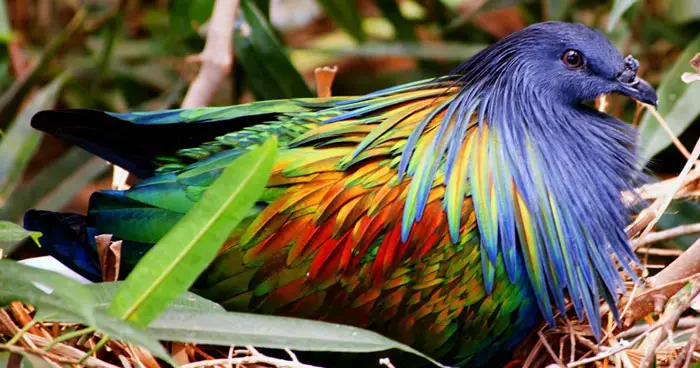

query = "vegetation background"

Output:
[[0, 0, 699, 367]]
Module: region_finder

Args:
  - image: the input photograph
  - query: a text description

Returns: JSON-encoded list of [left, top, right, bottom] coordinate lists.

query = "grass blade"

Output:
[[108, 137, 277, 327]]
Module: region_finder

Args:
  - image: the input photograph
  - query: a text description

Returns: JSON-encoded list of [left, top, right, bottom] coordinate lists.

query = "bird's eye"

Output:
[[562, 50, 584, 69]]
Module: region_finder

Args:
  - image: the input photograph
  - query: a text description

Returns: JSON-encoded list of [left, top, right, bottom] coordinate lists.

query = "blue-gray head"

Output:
[[456, 21, 658, 108]]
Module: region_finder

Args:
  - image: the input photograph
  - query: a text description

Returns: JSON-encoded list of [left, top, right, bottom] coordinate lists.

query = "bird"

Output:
[[24, 21, 657, 367]]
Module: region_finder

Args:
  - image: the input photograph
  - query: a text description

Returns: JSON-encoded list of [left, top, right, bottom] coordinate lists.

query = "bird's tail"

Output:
[[29, 100, 319, 179], [23, 210, 103, 282]]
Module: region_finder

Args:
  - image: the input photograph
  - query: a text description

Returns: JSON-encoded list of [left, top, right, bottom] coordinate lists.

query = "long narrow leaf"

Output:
[[0, 9, 85, 128], [0, 0, 10, 43], [88, 283, 225, 313], [0, 147, 108, 223], [108, 137, 277, 327], [0, 260, 175, 365], [236, 0, 312, 99], [294, 41, 486, 61], [147, 310, 446, 367], [607, 0, 638, 32], [638, 34, 700, 161], [0, 73, 71, 206], [0, 221, 40, 243]]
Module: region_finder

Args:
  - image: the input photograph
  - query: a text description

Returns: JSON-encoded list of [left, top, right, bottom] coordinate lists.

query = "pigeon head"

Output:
[[457, 21, 658, 109]]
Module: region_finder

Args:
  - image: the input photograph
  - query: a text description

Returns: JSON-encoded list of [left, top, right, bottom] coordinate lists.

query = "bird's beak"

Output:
[[616, 75, 658, 108]]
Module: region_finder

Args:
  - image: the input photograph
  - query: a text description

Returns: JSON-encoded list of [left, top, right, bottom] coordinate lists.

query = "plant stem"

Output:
[[89, 0, 128, 99], [0, 8, 86, 128], [43, 327, 95, 352]]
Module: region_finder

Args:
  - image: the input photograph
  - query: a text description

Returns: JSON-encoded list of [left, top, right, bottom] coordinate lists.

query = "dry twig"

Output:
[[637, 279, 700, 368], [628, 136, 700, 240], [181, 0, 239, 108], [623, 239, 700, 328], [669, 324, 700, 368], [178, 356, 323, 368], [632, 223, 700, 250]]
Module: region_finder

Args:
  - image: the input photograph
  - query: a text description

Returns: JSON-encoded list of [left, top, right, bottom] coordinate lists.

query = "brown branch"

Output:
[[628, 137, 700, 239], [567, 329, 650, 367], [637, 279, 700, 368], [181, 0, 239, 108], [628, 169, 700, 203], [632, 223, 700, 250], [622, 238, 700, 328], [635, 247, 684, 257], [0, 334, 119, 368], [537, 331, 565, 367], [669, 324, 700, 368], [178, 356, 323, 368], [616, 316, 700, 340]]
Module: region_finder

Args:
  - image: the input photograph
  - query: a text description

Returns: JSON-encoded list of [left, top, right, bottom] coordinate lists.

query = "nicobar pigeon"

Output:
[[24, 22, 658, 367]]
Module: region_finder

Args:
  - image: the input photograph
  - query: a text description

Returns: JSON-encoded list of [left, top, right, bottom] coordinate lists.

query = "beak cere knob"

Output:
[[624, 55, 640, 74], [616, 55, 658, 108]]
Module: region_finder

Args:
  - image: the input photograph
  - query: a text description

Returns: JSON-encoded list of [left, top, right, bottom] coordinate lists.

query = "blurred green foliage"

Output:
[[0, 0, 698, 257]]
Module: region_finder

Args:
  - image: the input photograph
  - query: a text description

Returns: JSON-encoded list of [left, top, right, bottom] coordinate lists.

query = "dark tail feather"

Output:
[[23, 210, 102, 282], [31, 110, 273, 178]]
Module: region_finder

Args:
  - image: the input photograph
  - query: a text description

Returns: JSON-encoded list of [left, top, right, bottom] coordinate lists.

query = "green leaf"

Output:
[[0, 147, 109, 222], [168, 0, 215, 37], [295, 40, 486, 62], [86, 282, 226, 313], [0, 9, 85, 130], [0, 259, 99, 325], [0, 0, 10, 43], [316, 0, 367, 43], [0, 221, 41, 245], [607, 0, 638, 32], [235, 0, 313, 99], [638, 34, 700, 161], [12, 281, 223, 326], [109, 138, 277, 327], [0, 73, 71, 206], [147, 310, 446, 367], [0, 260, 175, 365], [252, 0, 270, 18], [667, 0, 700, 24]]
